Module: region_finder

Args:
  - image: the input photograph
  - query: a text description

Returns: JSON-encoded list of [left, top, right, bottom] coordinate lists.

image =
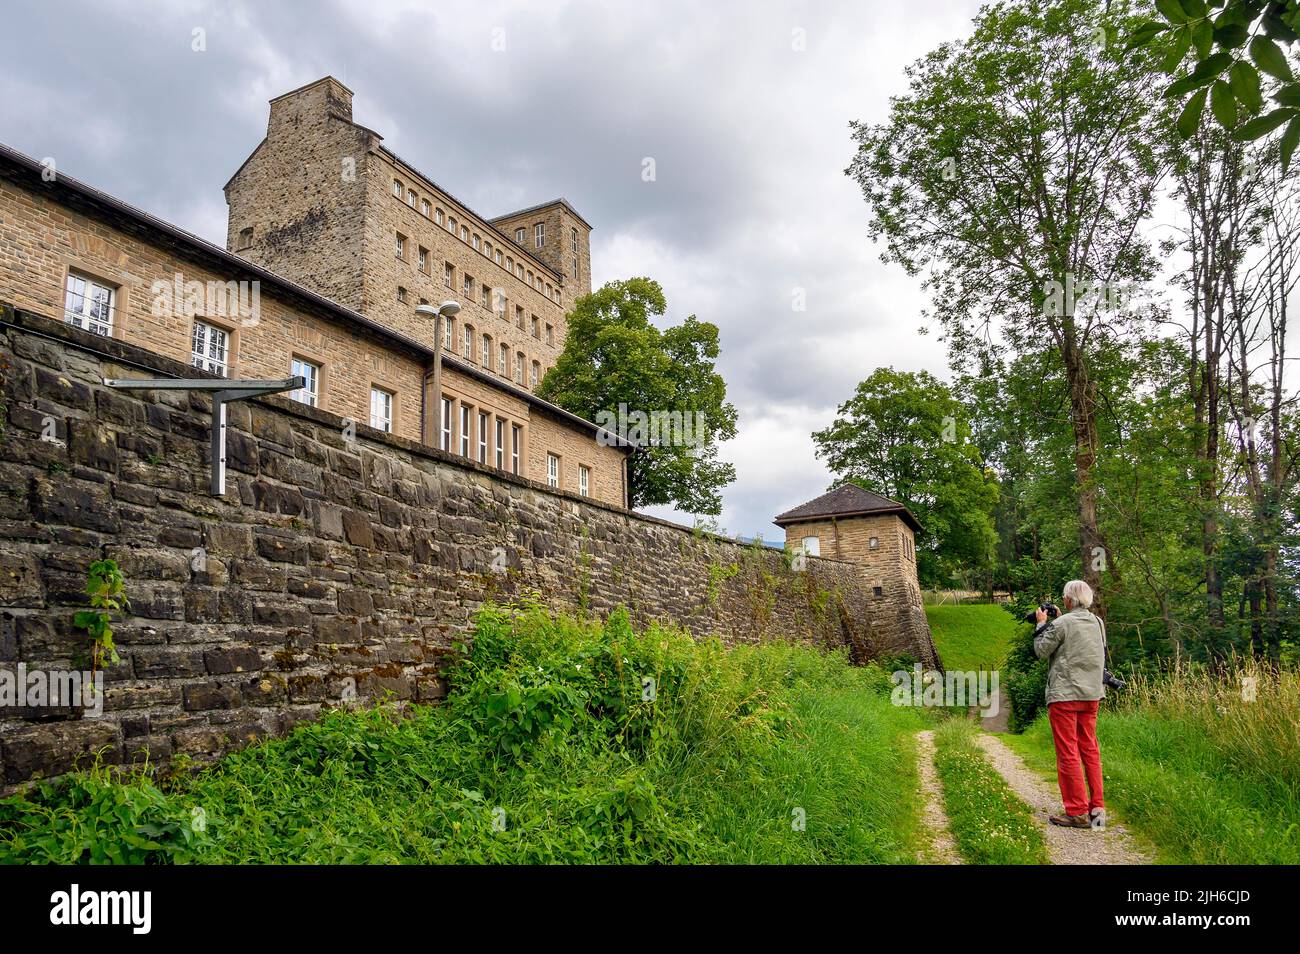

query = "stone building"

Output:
[[0, 76, 631, 506], [775, 484, 936, 664]]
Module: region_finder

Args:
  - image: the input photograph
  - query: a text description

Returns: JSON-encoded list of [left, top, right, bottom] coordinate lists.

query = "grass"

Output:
[[925, 604, 1019, 673], [0, 600, 929, 864], [1000, 661, 1300, 865], [931, 718, 1049, 865]]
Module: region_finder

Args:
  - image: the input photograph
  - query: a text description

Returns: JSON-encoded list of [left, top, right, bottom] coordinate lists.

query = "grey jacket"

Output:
[[1033, 607, 1107, 704]]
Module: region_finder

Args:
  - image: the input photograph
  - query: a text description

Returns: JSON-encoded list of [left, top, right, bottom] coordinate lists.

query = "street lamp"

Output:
[[416, 300, 460, 447]]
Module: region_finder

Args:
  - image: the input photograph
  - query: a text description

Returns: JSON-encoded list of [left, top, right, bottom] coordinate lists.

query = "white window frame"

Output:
[[290, 357, 320, 407], [481, 332, 492, 367], [190, 320, 229, 376], [579, 465, 590, 497], [495, 419, 505, 469], [547, 453, 560, 488], [801, 536, 821, 557], [515, 227, 525, 243], [440, 397, 452, 451], [535, 223, 544, 248], [462, 324, 473, 360], [370, 387, 394, 433], [512, 424, 522, 475], [63, 272, 116, 337], [460, 405, 471, 457], [478, 412, 489, 464]]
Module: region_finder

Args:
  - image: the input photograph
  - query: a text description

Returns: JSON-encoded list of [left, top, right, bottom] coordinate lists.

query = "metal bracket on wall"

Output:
[[102, 376, 303, 495]]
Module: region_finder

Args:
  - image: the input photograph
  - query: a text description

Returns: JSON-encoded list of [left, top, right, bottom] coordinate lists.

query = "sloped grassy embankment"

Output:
[[1, 601, 930, 864]]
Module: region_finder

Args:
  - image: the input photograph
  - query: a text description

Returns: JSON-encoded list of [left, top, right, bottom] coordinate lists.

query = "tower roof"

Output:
[[773, 484, 923, 533]]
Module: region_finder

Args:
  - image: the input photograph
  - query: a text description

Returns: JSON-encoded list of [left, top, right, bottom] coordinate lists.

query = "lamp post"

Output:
[[416, 300, 460, 448]]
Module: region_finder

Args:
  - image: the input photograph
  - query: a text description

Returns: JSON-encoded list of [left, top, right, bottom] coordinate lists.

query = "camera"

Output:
[[1023, 602, 1061, 624]]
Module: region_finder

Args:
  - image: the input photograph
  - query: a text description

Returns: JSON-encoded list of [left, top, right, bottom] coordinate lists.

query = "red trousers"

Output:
[[1047, 700, 1104, 816]]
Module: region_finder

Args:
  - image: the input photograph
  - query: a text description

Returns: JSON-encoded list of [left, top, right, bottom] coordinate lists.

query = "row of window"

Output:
[[391, 177, 562, 303], [436, 397, 591, 496]]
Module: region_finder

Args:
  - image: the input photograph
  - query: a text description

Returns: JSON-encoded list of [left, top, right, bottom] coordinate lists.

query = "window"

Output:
[[395, 233, 406, 260], [435, 208, 444, 225], [531, 315, 540, 338], [515, 352, 525, 384], [506, 256, 514, 272], [530, 361, 539, 388], [527, 270, 534, 285], [545, 283, 552, 298], [472, 234, 480, 252], [494, 248, 503, 265], [462, 324, 473, 360], [63, 272, 116, 336], [418, 247, 428, 272], [407, 189, 416, 207], [571, 227, 578, 252], [511, 425, 522, 475], [460, 225, 469, 242], [443, 317, 454, 351], [869, 536, 879, 550], [572, 256, 579, 278], [478, 412, 489, 464], [460, 405, 471, 457], [421, 198, 431, 217], [545, 323, 554, 346], [393, 179, 402, 198], [448, 216, 457, 234], [515, 305, 524, 328], [440, 398, 452, 451], [444, 262, 455, 290], [535, 223, 544, 248], [464, 274, 474, 299], [370, 387, 393, 433], [579, 465, 590, 497], [516, 264, 524, 279], [499, 342, 509, 375], [547, 453, 559, 488], [515, 227, 525, 243], [872, 586, 883, 598], [190, 321, 229, 375], [397, 286, 408, 304], [290, 357, 319, 407], [801, 536, 820, 557], [482, 333, 492, 366], [238, 226, 254, 250], [480, 284, 490, 309], [495, 419, 505, 469], [484, 241, 492, 258]]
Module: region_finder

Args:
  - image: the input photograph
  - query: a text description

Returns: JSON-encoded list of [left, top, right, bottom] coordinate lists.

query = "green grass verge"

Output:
[[1001, 703, 1300, 866], [924, 604, 1018, 673], [931, 719, 1049, 865], [0, 601, 929, 864]]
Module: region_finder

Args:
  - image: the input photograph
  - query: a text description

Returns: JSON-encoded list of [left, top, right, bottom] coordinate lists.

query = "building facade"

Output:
[[775, 484, 936, 663], [0, 76, 630, 506]]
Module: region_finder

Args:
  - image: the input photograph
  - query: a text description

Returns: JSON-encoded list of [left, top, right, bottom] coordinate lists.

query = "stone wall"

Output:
[[0, 307, 938, 788]]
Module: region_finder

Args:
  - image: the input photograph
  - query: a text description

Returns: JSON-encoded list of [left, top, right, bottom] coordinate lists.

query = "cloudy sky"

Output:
[[1, 0, 985, 538]]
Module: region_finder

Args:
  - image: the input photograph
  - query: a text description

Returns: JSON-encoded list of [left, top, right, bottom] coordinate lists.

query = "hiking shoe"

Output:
[[1049, 812, 1091, 828], [1090, 808, 1106, 830]]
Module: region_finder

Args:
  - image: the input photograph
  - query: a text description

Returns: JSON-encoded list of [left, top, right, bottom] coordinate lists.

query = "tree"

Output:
[[847, 0, 1168, 611], [1126, 0, 1300, 168], [536, 277, 738, 515], [812, 368, 998, 587]]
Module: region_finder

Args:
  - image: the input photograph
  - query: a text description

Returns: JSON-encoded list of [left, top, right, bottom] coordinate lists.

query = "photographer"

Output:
[[1033, 580, 1107, 830]]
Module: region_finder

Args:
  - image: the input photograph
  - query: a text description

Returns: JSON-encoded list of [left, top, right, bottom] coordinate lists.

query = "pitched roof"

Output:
[[773, 484, 923, 533]]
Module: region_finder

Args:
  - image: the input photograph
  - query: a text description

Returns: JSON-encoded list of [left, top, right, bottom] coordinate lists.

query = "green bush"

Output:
[[1003, 620, 1049, 732], [0, 599, 928, 864]]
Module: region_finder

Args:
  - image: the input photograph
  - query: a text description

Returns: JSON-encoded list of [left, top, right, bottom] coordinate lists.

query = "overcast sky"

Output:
[[1, 0, 986, 538]]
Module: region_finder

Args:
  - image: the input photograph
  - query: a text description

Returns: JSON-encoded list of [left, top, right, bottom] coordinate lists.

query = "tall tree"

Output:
[[536, 278, 738, 515], [847, 0, 1168, 610], [812, 368, 998, 587]]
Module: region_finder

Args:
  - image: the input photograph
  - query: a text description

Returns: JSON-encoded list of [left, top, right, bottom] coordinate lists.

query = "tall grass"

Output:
[[0, 600, 928, 864], [924, 604, 1019, 673], [1003, 660, 1300, 865]]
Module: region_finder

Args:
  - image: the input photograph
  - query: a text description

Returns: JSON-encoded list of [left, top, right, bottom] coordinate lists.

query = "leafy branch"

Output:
[[74, 558, 128, 674]]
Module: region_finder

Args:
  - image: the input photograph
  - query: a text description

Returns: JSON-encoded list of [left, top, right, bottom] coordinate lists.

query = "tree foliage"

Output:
[[536, 278, 738, 515], [812, 369, 998, 587]]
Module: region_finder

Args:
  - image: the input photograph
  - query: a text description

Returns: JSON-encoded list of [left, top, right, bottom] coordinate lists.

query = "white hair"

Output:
[[1063, 579, 1093, 609]]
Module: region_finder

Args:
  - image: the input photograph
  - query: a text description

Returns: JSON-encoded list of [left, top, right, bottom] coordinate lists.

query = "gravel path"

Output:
[[974, 733, 1153, 865], [914, 730, 962, 864]]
